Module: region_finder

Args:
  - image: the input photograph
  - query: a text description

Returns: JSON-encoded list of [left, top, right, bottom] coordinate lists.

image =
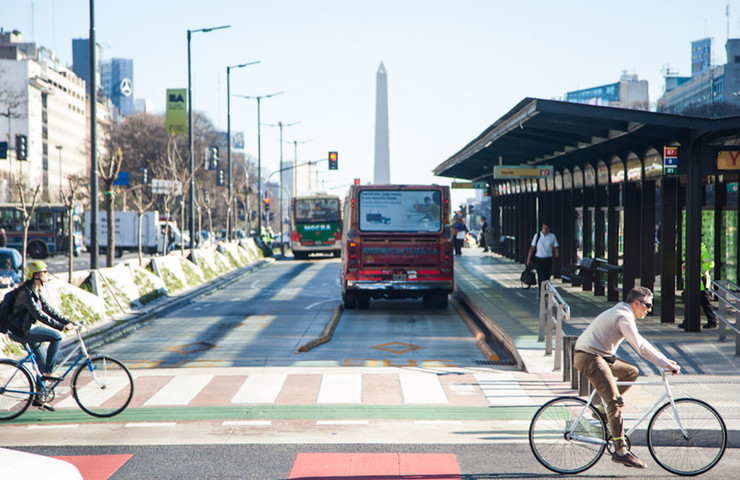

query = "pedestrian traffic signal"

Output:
[[217, 168, 225, 186], [264, 198, 270, 211], [141, 167, 148, 184], [15, 134, 27, 160], [210, 146, 219, 170], [0, 141, 7, 160], [328, 151, 338, 170]]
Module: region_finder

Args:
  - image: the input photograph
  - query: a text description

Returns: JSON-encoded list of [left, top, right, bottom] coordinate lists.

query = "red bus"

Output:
[[341, 184, 453, 309]]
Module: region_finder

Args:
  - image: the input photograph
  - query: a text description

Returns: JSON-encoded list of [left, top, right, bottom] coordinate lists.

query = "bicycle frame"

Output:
[[16, 327, 92, 394], [567, 370, 689, 444]]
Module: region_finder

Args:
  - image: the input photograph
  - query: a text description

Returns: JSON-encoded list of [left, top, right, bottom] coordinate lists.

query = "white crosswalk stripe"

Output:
[[144, 374, 213, 406], [232, 374, 286, 404], [399, 373, 448, 404], [317, 374, 362, 403], [474, 372, 535, 406]]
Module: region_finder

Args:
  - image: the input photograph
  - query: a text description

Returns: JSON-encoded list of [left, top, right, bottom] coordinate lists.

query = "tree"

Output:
[[14, 182, 41, 276], [62, 173, 88, 282], [128, 184, 155, 266], [98, 148, 124, 267], [0, 70, 28, 202]]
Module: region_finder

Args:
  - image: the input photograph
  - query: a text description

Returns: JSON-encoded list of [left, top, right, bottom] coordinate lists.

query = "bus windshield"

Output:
[[295, 198, 341, 223], [358, 189, 442, 233]]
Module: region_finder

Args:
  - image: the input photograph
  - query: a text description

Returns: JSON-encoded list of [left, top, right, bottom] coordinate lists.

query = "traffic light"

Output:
[[141, 167, 149, 184], [354, 178, 360, 185], [264, 197, 270, 211], [328, 151, 338, 170], [210, 146, 219, 170], [217, 168, 225, 186], [203, 188, 209, 203], [269, 212, 274, 221], [15, 134, 27, 160], [0, 141, 7, 160]]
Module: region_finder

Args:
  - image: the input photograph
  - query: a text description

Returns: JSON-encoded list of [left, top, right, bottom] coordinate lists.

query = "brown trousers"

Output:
[[574, 351, 639, 447]]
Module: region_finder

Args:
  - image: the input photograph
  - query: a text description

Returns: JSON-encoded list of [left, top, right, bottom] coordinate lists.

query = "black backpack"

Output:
[[0, 286, 21, 334]]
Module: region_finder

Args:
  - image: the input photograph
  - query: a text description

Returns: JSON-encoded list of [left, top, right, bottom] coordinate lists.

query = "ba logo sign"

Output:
[[169, 93, 185, 103]]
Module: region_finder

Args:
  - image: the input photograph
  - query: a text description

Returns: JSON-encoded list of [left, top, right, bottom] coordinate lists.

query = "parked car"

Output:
[[0, 247, 23, 288]]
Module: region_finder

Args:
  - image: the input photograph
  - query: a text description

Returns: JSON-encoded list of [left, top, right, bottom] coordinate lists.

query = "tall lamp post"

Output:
[[188, 24, 230, 252], [233, 91, 283, 237], [265, 121, 299, 255], [56, 145, 63, 201], [226, 60, 260, 241]]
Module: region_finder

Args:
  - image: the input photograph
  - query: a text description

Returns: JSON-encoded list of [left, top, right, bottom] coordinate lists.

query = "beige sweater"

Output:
[[575, 302, 672, 369]]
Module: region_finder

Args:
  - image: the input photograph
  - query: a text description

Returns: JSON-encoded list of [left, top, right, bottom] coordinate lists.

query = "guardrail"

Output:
[[538, 280, 570, 371], [712, 279, 740, 355]]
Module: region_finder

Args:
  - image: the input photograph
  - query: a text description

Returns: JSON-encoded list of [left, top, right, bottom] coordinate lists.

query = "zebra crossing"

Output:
[[48, 368, 559, 411]]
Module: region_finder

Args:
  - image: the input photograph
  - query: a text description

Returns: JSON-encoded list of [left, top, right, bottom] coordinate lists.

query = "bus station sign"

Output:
[[451, 181, 487, 189], [717, 150, 740, 170], [493, 165, 553, 179], [663, 147, 678, 175]]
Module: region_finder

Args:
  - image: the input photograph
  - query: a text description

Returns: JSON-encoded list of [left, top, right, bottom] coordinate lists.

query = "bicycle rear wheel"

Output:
[[72, 355, 133, 417], [529, 396, 607, 474], [647, 398, 727, 476], [0, 359, 34, 421]]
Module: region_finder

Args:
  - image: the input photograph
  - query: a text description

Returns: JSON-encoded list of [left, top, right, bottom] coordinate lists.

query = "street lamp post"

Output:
[[226, 60, 260, 242], [188, 24, 230, 252], [56, 145, 63, 202], [265, 121, 299, 255], [233, 91, 283, 237]]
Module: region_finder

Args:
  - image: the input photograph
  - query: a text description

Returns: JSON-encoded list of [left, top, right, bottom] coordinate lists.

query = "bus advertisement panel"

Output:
[[291, 194, 342, 259], [341, 185, 453, 309]]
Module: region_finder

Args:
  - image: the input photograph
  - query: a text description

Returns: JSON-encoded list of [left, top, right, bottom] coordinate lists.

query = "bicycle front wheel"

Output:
[[72, 355, 133, 417], [529, 396, 607, 474], [647, 398, 727, 476], [0, 359, 34, 421]]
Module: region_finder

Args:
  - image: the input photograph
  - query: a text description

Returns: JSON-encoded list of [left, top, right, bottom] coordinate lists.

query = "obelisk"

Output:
[[374, 62, 390, 184]]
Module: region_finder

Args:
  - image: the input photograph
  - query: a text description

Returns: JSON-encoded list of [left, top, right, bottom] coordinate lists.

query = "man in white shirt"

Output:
[[574, 286, 680, 469], [525, 222, 559, 290]]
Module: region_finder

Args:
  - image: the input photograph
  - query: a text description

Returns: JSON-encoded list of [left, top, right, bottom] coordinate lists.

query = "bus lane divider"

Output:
[[297, 303, 343, 353]]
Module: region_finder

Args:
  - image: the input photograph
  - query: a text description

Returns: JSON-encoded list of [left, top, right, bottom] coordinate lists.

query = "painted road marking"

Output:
[[222, 420, 272, 426], [474, 372, 534, 406], [27, 424, 79, 429], [400, 373, 448, 404], [316, 420, 369, 425], [124, 422, 177, 428], [55, 374, 132, 409], [288, 453, 461, 479], [232, 374, 287, 404], [317, 374, 362, 403], [144, 374, 213, 406]]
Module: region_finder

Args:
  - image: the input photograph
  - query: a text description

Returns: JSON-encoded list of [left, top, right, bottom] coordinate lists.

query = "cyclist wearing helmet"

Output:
[[7, 261, 74, 390]]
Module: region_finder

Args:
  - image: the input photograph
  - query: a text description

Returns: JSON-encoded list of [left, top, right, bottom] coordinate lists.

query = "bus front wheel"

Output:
[[27, 240, 49, 259]]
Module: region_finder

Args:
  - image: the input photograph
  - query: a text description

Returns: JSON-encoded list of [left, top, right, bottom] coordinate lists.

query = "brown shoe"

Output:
[[612, 451, 646, 469]]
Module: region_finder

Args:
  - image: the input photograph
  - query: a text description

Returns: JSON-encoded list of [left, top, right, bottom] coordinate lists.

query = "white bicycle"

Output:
[[529, 369, 726, 476]]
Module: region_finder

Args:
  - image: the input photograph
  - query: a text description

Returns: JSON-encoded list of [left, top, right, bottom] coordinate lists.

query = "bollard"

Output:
[[578, 371, 593, 397], [563, 335, 578, 383]]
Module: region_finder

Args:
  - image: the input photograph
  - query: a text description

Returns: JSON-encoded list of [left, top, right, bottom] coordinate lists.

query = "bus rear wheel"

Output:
[[343, 291, 357, 309], [27, 240, 49, 259]]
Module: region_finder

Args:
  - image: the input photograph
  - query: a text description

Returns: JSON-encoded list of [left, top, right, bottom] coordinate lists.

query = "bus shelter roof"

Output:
[[433, 97, 740, 181]]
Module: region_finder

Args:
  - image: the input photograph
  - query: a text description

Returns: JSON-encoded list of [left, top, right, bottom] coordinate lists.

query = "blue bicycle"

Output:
[[0, 324, 133, 420]]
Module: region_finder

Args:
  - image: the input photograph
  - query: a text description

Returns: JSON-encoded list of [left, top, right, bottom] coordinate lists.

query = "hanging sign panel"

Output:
[[493, 165, 554, 179], [663, 147, 678, 175], [717, 150, 740, 170]]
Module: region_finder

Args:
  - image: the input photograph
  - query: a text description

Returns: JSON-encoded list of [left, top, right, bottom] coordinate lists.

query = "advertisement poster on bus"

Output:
[[358, 189, 441, 232]]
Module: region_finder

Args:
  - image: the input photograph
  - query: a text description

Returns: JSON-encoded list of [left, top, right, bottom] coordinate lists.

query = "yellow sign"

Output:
[[166, 88, 188, 135], [451, 182, 474, 189], [717, 150, 740, 170], [494, 165, 554, 179]]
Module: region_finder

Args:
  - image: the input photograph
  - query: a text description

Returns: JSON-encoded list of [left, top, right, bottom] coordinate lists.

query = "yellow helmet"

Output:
[[25, 260, 48, 279]]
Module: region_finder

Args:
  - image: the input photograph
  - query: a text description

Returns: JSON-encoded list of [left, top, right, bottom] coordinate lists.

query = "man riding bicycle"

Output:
[[6, 261, 74, 411], [574, 286, 680, 469]]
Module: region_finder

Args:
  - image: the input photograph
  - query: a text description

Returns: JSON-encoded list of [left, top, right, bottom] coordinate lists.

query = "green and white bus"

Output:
[[291, 194, 342, 259]]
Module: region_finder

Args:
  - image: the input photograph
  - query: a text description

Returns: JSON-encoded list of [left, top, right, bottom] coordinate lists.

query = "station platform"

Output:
[[454, 248, 740, 418]]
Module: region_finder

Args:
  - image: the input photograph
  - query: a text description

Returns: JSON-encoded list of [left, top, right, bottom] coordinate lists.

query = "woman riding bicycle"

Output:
[[6, 261, 73, 410], [574, 286, 680, 469]]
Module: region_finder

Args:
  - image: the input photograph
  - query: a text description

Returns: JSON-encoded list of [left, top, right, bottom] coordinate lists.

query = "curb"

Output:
[[62, 258, 275, 354], [296, 303, 343, 353]]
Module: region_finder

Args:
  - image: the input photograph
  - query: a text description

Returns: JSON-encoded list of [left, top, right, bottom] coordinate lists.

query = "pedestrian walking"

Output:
[[678, 241, 718, 329], [479, 217, 489, 252], [525, 221, 559, 291], [452, 216, 468, 256]]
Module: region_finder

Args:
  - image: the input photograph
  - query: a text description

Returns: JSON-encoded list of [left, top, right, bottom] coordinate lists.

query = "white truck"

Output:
[[84, 210, 185, 256]]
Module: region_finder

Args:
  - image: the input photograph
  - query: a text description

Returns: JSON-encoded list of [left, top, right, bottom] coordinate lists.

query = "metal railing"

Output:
[[711, 279, 740, 355], [538, 280, 570, 371]]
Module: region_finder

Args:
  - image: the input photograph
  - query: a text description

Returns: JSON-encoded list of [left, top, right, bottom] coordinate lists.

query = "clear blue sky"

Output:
[[2, 0, 736, 206]]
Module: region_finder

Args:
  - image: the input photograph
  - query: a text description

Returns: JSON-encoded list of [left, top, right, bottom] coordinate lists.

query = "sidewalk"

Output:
[[454, 248, 740, 437]]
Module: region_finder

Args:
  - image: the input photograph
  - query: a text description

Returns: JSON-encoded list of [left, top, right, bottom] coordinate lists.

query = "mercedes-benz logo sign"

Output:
[[120, 78, 133, 97]]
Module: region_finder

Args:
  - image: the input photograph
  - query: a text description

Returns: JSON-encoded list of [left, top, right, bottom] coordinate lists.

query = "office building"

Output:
[[565, 72, 649, 110]]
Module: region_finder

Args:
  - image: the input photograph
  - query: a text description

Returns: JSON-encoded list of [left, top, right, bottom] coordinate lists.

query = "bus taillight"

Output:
[[442, 241, 452, 270], [291, 230, 300, 242], [348, 241, 358, 269]]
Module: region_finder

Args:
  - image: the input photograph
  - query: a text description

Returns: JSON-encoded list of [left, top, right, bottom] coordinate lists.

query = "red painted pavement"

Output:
[[53, 454, 132, 480], [288, 453, 461, 479]]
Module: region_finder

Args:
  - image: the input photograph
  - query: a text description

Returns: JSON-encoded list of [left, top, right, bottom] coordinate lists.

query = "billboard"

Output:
[[166, 88, 187, 135], [691, 38, 711, 77]]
